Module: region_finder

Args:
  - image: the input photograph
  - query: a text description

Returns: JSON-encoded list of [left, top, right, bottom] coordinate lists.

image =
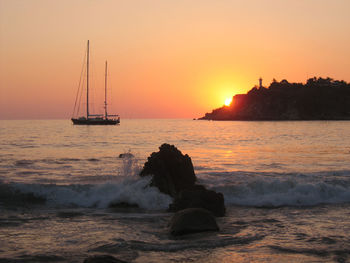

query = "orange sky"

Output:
[[1, 0, 349, 119]]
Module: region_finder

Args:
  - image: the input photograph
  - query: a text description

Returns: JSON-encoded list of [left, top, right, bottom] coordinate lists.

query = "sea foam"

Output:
[[3, 169, 350, 209], [207, 171, 350, 207], [5, 176, 172, 210]]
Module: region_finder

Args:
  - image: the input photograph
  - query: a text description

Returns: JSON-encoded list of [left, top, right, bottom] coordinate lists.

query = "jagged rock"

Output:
[[169, 186, 225, 217], [140, 144, 226, 216], [169, 208, 219, 236], [139, 143, 196, 197], [83, 255, 128, 263]]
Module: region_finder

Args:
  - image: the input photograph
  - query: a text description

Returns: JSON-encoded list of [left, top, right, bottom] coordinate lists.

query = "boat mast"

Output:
[[86, 40, 90, 118], [104, 61, 108, 119]]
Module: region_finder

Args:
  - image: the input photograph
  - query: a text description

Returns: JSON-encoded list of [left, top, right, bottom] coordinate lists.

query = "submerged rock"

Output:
[[108, 201, 139, 209], [140, 143, 196, 197], [83, 255, 128, 263], [169, 186, 225, 217], [56, 211, 85, 218], [118, 153, 134, 158], [169, 208, 219, 236]]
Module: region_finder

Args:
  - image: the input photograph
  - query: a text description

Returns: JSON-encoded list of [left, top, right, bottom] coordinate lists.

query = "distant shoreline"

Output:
[[196, 118, 350, 121]]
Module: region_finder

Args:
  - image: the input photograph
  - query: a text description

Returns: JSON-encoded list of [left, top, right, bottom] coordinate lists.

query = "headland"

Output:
[[199, 77, 350, 121]]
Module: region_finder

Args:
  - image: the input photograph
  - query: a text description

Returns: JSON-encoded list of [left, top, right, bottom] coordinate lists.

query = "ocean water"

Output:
[[0, 119, 350, 262]]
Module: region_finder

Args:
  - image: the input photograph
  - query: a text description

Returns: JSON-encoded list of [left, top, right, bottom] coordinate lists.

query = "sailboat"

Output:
[[71, 40, 120, 125]]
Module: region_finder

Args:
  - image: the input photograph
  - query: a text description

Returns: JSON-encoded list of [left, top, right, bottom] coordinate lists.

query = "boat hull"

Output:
[[71, 118, 119, 125]]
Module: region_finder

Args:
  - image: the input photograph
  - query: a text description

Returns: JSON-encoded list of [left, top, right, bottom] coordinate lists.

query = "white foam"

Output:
[[10, 169, 350, 208], [13, 176, 172, 210], [9, 154, 171, 210], [210, 175, 350, 207]]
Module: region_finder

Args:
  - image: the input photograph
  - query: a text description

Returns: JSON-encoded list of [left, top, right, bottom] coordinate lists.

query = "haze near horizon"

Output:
[[0, 0, 349, 120]]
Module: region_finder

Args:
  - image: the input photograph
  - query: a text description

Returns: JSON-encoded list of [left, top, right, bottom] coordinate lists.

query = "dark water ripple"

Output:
[[0, 254, 66, 263], [269, 245, 350, 262], [91, 234, 264, 253]]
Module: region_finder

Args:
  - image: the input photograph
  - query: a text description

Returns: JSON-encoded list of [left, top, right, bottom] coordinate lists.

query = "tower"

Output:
[[259, 77, 263, 89]]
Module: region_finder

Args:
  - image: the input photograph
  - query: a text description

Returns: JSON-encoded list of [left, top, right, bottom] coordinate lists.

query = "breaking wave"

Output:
[[204, 170, 350, 207], [2, 168, 350, 209], [0, 176, 171, 210]]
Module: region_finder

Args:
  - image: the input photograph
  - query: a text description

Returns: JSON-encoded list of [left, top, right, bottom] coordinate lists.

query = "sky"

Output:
[[0, 0, 349, 119]]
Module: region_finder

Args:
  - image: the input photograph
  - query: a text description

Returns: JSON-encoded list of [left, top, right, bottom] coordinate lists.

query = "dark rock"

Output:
[[108, 201, 139, 209], [140, 144, 226, 216], [169, 187, 225, 217], [139, 143, 196, 197], [169, 208, 219, 236], [88, 158, 99, 162], [118, 153, 134, 158], [56, 211, 84, 218], [83, 255, 128, 263]]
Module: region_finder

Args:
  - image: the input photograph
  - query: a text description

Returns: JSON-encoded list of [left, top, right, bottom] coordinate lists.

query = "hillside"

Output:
[[199, 77, 350, 120]]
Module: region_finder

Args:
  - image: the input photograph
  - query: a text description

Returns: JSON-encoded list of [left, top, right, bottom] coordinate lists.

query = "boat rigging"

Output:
[[71, 40, 120, 125]]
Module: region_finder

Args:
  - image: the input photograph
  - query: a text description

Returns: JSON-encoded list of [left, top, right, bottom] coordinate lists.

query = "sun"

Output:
[[224, 97, 232, 106]]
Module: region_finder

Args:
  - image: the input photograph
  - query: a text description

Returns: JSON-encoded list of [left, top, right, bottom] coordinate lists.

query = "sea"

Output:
[[0, 119, 350, 263]]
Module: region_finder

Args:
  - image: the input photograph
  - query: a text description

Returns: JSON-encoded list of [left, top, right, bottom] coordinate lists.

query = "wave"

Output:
[[204, 170, 350, 207], [0, 177, 171, 210], [2, 169, 350, 209]]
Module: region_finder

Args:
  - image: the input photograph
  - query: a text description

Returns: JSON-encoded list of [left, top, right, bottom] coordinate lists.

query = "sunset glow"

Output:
[[0, 0, 349, 119], [1, 1, 350, 260], [224, 97, 232, 106]]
